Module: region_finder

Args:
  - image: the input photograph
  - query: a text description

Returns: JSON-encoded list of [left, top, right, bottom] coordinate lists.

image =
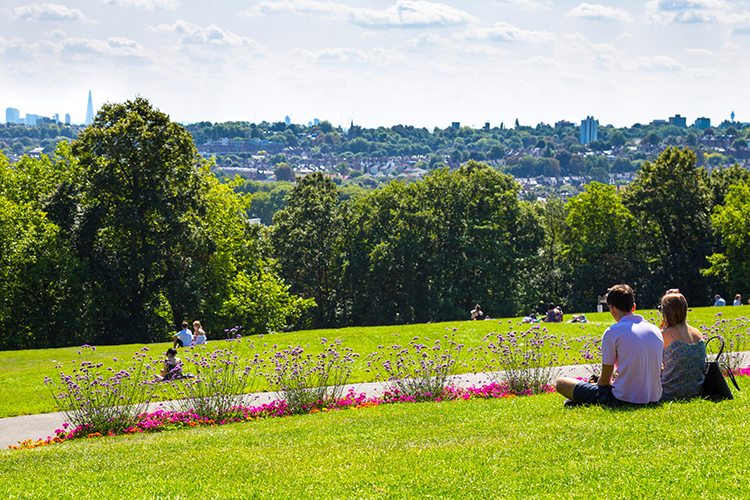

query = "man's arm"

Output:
[[598, 364, 615, 387]]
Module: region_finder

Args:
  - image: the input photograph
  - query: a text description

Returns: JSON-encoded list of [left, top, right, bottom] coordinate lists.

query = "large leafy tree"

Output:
[[703, 180, 750, 295], [339, 161, 542, 324], [622, 147, 712, 306], [271, 172, 343, 326], [564, 182, 641, 311], [71, 97, 209, 343]]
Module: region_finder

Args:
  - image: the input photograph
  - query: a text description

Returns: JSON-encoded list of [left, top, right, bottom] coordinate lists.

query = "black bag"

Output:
[[702, 336, 740, 401]]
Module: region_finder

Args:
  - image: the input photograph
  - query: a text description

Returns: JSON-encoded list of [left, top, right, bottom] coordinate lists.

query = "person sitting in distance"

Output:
[[714, 294, 726, 307], [555, 284, 663, 407], [543, 303, 563, 323], [470, 304, 485, 321], [156, 348, 183, 381], [733, 294, 742, 306], [172, 321, 192, 348], [192, 320, 207, 345]]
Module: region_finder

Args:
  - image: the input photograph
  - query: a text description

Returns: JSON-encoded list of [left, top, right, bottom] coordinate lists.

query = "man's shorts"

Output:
[[176, 338, 185, 347], [573, 382, 626, 407]]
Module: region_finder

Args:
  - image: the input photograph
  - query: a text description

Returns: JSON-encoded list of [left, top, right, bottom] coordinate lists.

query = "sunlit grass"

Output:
[[2, 376, 750, 498], [1, 305, 746, 418]]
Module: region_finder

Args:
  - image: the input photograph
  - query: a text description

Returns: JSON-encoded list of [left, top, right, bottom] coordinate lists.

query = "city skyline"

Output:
[[2, 1, 750, 128]]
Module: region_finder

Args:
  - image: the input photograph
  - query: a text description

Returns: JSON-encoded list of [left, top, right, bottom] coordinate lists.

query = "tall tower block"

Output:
[[85, 90, 94, 125]]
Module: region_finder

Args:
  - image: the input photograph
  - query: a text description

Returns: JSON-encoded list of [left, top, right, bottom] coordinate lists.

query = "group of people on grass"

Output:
[[172, 321, 207, 349], [556, 284, 707, 407], [156, 321, 208, 381], [714, 294, 746, 307]]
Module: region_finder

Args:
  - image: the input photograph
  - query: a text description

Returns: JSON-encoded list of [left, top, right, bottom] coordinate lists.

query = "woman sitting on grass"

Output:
[[543, 303, 563, 323], [156, 348, 184, 381], [659, 292, 706, 402]]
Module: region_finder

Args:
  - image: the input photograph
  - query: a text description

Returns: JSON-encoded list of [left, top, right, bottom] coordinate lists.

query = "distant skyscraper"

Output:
[[694, 117, 711, 130], [284, 115, 291, 126], [731, 110, 735, 121], [54, 113, 60, 123], [580, 116, 598, 144], [85, 90, 94, 125], [6, 107, 20, 124], [669, 114, 686, 128], [25, 114, 39, 126], [314, 118, 320, 126], [65, 113, 71, 125]]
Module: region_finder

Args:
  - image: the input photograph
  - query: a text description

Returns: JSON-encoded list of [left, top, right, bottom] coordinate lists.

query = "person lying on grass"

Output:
[[555, 284, 664, 407]]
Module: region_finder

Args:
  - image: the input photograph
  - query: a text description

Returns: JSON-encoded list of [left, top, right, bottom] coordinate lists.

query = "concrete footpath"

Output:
[[0, 363, 595, 449]]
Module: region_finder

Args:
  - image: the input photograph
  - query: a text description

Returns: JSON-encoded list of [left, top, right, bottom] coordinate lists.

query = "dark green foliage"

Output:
[[622, 147, 713, 306]]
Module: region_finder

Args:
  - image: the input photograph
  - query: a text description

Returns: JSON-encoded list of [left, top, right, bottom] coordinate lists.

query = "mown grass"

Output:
[[1, 306, 746, 418], [2, 376, 749, 499]]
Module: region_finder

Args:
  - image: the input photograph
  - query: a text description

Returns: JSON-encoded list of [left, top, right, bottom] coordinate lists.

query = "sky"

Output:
[[2, 0, 750, 129]]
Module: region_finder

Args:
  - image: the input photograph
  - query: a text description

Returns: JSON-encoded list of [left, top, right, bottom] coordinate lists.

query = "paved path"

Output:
[[0, 363, 594, 449]]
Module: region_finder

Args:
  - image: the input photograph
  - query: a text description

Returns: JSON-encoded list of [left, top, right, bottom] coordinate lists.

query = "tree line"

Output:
[[270, 150, 750, 329], [2, 98, 750, 349]]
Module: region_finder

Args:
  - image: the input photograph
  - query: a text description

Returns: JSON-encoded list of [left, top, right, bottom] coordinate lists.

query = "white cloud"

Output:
[[566, 4, 632, 22], [684, 47, 715, 56], [619, 31, 633, 38], [656, 0, 730, 11], [403, 33, 448, 51], [60, 36, 150, 61], [644, 0, 742, 25], [46, 29, 68, 39], [294, 46, 407, 66], [8, 3, 93, 22], [151, 20, 268, 51], [632, 55, 683, 72], [460, 22, 556, 42], [492, 0, 552, 11], [244, 0, 476, 28], [103, 0, 178, 9]]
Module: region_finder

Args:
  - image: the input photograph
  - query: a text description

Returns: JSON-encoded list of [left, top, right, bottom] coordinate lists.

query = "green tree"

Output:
[[622, 147, 712, 305], [703, 180, 750, 294], [564, 183, 641, 311], [71, 97, 210, 343], [271, 172, 342, 326], [274, 163, 295, 182]]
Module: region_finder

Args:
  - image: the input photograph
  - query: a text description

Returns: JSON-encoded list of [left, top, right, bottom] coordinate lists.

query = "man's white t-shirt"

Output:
[[177, 328, 193, 347], [601, 314, 663, 404]]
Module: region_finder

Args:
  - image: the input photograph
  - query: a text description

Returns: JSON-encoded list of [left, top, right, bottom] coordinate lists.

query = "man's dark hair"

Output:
[[181, 321, 188, 329], [606, 284, 635, 313]]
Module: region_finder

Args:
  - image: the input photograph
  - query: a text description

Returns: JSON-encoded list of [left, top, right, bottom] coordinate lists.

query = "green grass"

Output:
[[1, 305, 747, 418], [2, 376, 750, 499]]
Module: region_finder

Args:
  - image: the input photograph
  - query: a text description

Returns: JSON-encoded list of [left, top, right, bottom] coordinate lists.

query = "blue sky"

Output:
[[2, 0, 750, 128]]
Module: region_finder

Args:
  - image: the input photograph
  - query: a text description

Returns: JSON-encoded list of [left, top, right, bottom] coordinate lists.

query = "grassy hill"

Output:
[[2, 305, 747, 419]]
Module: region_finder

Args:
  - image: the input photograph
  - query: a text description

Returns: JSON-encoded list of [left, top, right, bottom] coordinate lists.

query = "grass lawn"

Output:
[[0, 305, 747, 419], [2, 376, 749, 499]]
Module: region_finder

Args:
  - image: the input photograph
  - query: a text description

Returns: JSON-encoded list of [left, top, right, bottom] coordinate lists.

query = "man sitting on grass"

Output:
[[555, 284, 663, 407], [172, 321, 192, 348]]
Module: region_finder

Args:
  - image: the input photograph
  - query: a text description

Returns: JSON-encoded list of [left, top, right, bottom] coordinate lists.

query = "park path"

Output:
[[0, 363, 595, 449]]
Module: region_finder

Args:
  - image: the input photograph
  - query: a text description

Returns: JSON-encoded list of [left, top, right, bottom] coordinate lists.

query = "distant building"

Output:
[[650, 119, 668, 127], [284, 115, 291, 126], [25, 114, 39, 126], [555, 120, 573, 128], [580, 116, 598, 144], [484, 121, 490, 130], [85, 90, 94, 126], [313, 118, 320, 126], [65, 113, 71, 125], [451, 122, 460, 129], [695, 117, 711, 130], [669, 114, 687, 128], [53, 113, 60, 123], [6, 107, 20, 124]]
